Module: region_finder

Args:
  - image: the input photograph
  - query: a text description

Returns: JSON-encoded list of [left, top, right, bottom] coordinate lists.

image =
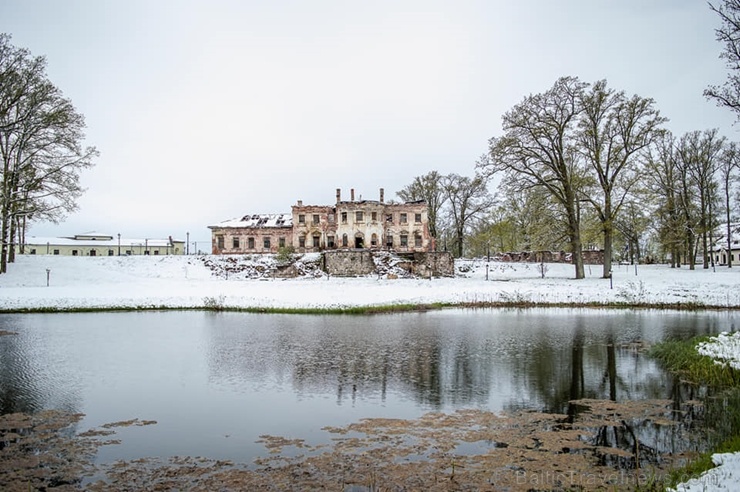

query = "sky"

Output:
[[1, 0, 738, 242]]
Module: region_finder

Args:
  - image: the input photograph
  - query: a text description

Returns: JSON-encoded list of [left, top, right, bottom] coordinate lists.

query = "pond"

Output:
[[0, 308, 737, 469]]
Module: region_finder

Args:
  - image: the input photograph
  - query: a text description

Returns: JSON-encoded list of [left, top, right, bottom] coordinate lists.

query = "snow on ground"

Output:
[[698, 332, 740, 371], [0, 254, 738, 311], [2, 253, 740, 490]]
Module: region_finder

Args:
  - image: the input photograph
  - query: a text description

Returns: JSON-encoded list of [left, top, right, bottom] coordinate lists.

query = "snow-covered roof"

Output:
[[209, 213, 293, 229]]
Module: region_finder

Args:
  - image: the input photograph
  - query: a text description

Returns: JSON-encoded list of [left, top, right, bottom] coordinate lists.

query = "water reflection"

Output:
[[0, 308, 737, 463], [203, 309, 737, 413]]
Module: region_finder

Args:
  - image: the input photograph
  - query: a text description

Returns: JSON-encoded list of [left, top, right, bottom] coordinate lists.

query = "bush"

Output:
[[276, 246, 295, 264]]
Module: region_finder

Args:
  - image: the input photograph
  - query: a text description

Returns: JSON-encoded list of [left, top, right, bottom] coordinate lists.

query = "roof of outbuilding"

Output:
[[25, 236, 178, 247]]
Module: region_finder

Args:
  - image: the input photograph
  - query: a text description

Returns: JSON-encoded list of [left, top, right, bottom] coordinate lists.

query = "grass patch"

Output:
[[649, 337, 740, 488], [649, 336, 740, 387]]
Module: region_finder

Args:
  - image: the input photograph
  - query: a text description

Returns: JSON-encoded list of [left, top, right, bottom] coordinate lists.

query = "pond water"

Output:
[[0, 308, 737, 467]]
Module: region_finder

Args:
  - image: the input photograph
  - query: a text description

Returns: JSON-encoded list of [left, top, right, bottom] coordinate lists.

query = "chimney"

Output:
[[379, 188, 384, 203], [336, 188, 341, 203], [297, 200, 303, 207], [351, 188, 355, 201]]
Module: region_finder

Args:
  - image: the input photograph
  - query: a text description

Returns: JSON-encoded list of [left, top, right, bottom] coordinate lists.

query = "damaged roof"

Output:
[[209, 213, 293, 229]]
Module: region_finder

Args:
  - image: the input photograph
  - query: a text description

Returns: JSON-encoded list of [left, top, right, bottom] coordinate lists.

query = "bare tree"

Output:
[[397, 171, 446, 245], [645, 134, 684, 266], [577, 80, 666, 277], [706, 0, 740, 119], [482, 76, 589, 279], [441, 172, 493, 258], [0, 34, 96, 272], [676, 129, 725, 269]]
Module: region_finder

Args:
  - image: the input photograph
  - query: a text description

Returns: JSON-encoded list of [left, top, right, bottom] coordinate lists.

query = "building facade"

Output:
[[24, 232, 185, 256], [209, 188, 433, 255]]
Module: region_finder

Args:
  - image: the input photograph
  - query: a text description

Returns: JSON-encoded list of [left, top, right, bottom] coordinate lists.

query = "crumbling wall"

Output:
[[409, 252, 454, 277], [323, 250, 376, 276], [323, 250, 454, 277]]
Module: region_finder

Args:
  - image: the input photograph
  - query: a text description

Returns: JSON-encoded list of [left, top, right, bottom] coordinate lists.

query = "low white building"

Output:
[[23, 232, 186, 256], [712, 223, 740, 266]]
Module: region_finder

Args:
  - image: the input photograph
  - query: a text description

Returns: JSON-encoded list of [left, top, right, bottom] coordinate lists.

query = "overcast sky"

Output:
[[1, 0, 738, 242]]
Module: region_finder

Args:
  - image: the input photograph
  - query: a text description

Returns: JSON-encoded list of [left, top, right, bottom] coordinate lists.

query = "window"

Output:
[[298, 214, 306, 224], [108, 250, 114, 256], [125, 250, 131, 255], [312, 214, 320, 225], [313, 234, 320, 248], [328, 213, 335, 223], [386, 235, 393, 248], [400, 234, 408, 247], [386, 214, 393, 223], [153, 250, 160, 255], [299, 235, 306, 248], [371, 212, 377, 221], [53, 249, 59, 255], [248, 237, 255, 249], [415, 234, 422, 247], [264, 237, 271, 249], [327, 235, 335, 248], [233, 237, 240, 249], [342, 234, 348, 247], [90, 250, 97, 257], [72, 250, 78, 256], [217, 235, 224, 249], [371, 233, 378, 247], [341, 212, 347, 223], [356, 211, 363, 222], [400, 213, 408, 224], [415, 213, 422, 223], [144, 250, 150, 255], [279, 237, 286, 248], [30, 249, 36, 255]]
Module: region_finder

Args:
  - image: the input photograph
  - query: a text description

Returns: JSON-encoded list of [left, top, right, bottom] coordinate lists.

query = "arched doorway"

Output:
[[354, 233, 364, 249]]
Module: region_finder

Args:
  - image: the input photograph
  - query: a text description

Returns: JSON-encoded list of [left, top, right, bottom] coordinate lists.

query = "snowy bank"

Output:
[[0, 254, 738, 312]]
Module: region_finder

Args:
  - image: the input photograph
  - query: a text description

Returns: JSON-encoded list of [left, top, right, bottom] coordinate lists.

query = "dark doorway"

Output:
[[355, 236, 364, 248]]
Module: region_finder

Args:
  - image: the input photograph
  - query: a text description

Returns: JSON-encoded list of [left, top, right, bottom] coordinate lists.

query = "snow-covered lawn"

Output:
[[0, 254, 738, 311]]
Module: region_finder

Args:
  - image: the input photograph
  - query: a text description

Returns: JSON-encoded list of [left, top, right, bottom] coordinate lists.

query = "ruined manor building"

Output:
[[208, 188, 432, 255]]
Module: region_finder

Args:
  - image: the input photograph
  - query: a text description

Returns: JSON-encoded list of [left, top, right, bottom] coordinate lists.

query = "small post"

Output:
[[609, 270, 613, 289], [485, 264, 489, 281], [46, 268, 50, 287]]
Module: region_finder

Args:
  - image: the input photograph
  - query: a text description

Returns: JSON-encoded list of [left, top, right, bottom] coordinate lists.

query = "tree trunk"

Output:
[[8, 216, 16, 264], [727, 181, 733, 268], [0, 209, 8, 274], [456, 227, 465, 258], [687, 232, 696, 270], [603, 225, 613, 278], [568, 201, 585, 279]]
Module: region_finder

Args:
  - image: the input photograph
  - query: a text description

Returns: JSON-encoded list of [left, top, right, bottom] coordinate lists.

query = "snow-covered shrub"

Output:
[[203, 295, 226, 310]]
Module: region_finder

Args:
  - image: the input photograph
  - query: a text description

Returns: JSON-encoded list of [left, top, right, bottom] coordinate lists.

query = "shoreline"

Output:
[[0, 299, 736, 315]]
